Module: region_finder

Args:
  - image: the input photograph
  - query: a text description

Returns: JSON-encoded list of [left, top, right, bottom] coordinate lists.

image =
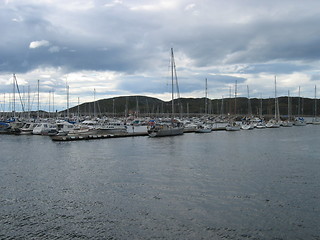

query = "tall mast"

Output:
[[274, 76, 277, 120], [247, 85, 252, 116], [288, 90, 291, 120], [12, 74, 16, 118], [260, 94, 263, 118], [314, 85, 317, 119], [113, 99, 115, 118], [52, 89, 55, 119], [66, 84, 70, 119], [3, 93, 6, 117], [77, 97, 80, 123], [171, 48, 175, 120], [93, 88, 96, 118], [221, 96, 224, 116], [229, 85, 231, 114], [28, 85, 30, 119], [205, 78, 208, 115], [37, 79, 40, 120], [49, 90, 51, 119], [125, 97, 128, 118], [234, 80, 237, 115], [298, 86, 301, 117]]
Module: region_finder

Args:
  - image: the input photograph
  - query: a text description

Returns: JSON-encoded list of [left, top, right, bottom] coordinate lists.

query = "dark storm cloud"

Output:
[[2, 0, 320, 74]]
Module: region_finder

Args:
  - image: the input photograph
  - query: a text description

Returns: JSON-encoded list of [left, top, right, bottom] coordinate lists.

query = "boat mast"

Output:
[[234, 80, 237, 115], [274, 76, 277, 120], [260, 94, 263, 118], [66, 84, 70, 119], [12, 74, 16, 118], [314, 85, 317, 119], [93, 88, 96, 118], [171, 48, 175, 121], [49, 90, 51, 119], [28, 85, 30, 119], [52, 89, 55, 119], [288, 90, 291, 120], [37, 79, 40, 120], [3, 93, 5, 118], [247, 85, 252, 116], [229, 86, 231, 115], [221, 96, 224, 116], [205, 78, 208, 115], [77, 97, 80, 123], [298, 86, 301, 117]]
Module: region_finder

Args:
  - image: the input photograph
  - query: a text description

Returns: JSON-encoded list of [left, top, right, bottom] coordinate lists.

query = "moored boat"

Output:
[[195, 124, 212, 133], [148, 121, 184, 137], [225, 121, 241, 131], [19, 122, 38, 134], [147, 48, 184, 137]]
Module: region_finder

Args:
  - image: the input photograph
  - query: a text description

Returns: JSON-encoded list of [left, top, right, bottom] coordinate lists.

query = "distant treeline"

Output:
[[63, 95, 318, 118], [2, 95, 317, 119]]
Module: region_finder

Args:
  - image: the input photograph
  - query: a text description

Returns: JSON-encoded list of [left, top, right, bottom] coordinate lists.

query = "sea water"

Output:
[[0, 125, 319, 239]]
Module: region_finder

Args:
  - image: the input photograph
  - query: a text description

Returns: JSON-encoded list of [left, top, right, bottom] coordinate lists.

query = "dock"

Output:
[[51, 132, 148, 141]]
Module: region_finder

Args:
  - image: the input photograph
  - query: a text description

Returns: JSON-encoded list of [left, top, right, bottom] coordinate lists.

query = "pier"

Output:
[[51, 132, 148, 141]]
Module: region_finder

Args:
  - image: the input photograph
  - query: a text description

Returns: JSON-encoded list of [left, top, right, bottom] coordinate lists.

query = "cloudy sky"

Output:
[[1, 0, 320, 112]]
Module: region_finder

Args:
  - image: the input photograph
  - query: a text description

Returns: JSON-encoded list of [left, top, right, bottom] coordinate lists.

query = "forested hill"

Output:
[[64, 95, 318, 117]]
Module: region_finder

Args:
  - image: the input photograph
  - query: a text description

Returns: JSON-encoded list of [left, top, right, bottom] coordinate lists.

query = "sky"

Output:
[[1, 0, 320, 112]]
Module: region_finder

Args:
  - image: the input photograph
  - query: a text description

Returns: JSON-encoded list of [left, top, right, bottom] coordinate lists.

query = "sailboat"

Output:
[[294, 86, 307, 126], [282, 90, 293, 127], [266, 76, 281, 128], [312, 85, 320, 125], [226, 80, 240, 131], [147, 48, 184, 137]]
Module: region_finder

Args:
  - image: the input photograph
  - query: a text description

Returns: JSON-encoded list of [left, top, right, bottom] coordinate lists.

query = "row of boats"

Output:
[[0, 118, 128, 136], [146, 116, 318, 136], [0, 116, 318, 138]]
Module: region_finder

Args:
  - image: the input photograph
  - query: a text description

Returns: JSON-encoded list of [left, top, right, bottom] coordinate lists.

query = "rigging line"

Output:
[[171, 49, 182, 117], [14, 74, 25, 112]]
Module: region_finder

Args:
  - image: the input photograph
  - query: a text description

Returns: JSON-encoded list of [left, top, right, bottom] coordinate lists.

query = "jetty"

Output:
[[51, 132, 148, 141]]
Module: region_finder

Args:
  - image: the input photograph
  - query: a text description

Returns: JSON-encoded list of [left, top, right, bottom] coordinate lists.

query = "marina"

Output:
[[2, 1, 320, 239]]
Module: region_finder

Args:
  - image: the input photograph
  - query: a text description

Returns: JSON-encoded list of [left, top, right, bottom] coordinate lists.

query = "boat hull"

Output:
[[148, 127, 184, 137]]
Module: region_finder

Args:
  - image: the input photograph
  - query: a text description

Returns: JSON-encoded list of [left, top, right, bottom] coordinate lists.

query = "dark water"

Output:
[[1, 125, 319, 239]]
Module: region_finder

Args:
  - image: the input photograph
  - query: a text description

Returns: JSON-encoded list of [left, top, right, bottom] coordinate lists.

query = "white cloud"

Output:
[[129, 1, 178, 11], [29, 40, 50, 49], [49, 46, 60, 53], [185, 3, 195, 11]]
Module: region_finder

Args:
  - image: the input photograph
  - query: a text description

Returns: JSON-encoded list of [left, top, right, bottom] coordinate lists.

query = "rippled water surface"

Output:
[[1, 125, 319, 239]]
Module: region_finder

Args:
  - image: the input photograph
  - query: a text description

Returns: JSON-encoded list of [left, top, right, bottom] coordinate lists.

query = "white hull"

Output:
[[241, 124, 254, 130], [294, 121, 307, 126], [282, 121, 293, 127], [226, 125, 241, 131], [195, 128, 212, 133], [266, 123, 280, 128], [148, 127, 184, 137]]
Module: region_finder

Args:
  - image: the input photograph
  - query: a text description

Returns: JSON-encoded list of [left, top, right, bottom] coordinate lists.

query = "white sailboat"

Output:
[[195, 123, 212, 133], [226, 80, 240, 131], [266, 76, 281, 128], [147, 48, 184, 137], [226, 121, 241, 131], [282, 90, 293, 127], [294, 86, 307, 126], [312, 85, 320, 125]]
